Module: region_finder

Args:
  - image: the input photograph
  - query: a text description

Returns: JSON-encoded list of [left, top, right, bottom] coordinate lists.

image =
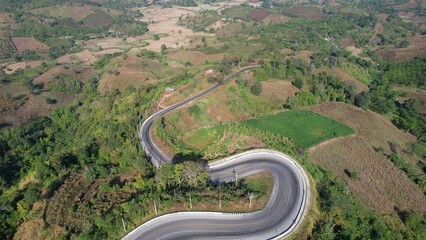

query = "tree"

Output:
[[369, 79, 396, 114], [153, 34, 160, 40], [286, 91, 317, 109], [161, 44, 167, 55], [393, 99, 426, 137], [250, 82, 262, 96], [292, 78, 304, 89], [354, 91, 370, 109]]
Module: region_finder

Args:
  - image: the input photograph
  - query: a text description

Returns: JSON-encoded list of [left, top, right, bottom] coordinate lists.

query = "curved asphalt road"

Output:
[[127, 66, 310, 240]]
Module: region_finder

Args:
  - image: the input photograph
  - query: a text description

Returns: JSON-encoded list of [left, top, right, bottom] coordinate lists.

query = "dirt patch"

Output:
[[263, 14, 291, 24], [0, 94, 53, 127], [305, 102, 425, 214], [135, 6, 214, 51], [91, 48, 123, 57], [293, 50, 312, 63], [33, 64, 95, 88], [84, 38, 130, 50], [168, 50, 224, 65], [56, 49, 97, 65], [4, 61, 43, 74], [376, 35, 426, 61], [97, 55, 158, 94], [31, 4, 94, 20], [346, 46, 363, 56], [261, 80, 299, 106], [11, 37, 49, 52], [284, 6, 326, 20], [249, 9, 269, 21], [339, 38, 355, 48], [83, 12, 113, 28], [208, 20, 227, 31]]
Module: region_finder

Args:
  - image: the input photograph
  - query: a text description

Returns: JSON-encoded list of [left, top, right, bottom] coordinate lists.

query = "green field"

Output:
[[185, 125, 225, 150], [243, 110, 355, 149]]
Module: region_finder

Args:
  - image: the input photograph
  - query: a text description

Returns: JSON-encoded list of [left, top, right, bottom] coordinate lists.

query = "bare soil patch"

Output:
[[249, 9, 269, 21], [97, 56, 157, 94], [83, 12, 113, 28], [376, 35, 426, 61], [84, 38, 130, 50], [0, 95, 53, 127], [293, 50, 312, 63], [11, 37, 49, 52], [56, 49, 97, 65], [31, 4, 94, 20], [167, 50, 224, 65], [284, 6, 326, 20], [33, 64, 95, 89], [137, 6, 214, 51], [262, 14, 291, 24], [305, 102, 425, 214], [4, 61, 43, 74], [261, 80, 299, 106], [339, 38, 355, 48]]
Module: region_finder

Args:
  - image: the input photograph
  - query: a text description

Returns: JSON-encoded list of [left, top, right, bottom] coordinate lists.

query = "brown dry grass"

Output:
[[97, 55, 157, 94], [376, 35, 426, 61], [305, 102, 426, 214], [284, 6, 326, 20], [293, 50, 312, 63], [263, 14, 291, 24], [4, 61, 43, 74], [11, 37, 49, 52], [56, 49, 97, 65], [261, 80, 299, 106], [0, 95, 53, 127], [33, 64, 95, 89], [136, 6, 213, 51], [249, 9, 269, 21], [167, 49, 224, 65], [30, 3, 94, 20]]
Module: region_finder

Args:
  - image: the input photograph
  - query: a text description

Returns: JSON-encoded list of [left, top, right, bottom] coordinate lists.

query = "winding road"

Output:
[[125, 66, 310, 240]]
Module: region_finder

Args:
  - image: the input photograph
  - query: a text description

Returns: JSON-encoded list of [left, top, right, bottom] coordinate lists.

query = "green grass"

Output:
[[243, 110, 355, 149], [185, 125, 225, 150], [341, 61, 370, 85]]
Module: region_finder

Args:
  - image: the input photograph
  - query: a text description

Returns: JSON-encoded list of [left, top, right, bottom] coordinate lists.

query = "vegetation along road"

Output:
[[125, 66, 311, 239]]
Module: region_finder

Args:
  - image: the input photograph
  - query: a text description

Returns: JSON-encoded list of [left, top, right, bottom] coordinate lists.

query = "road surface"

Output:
[[126, 66, 310, 240]]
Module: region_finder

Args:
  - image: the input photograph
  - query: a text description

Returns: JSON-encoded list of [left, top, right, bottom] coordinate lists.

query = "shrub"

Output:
[[250, 82, 262, 96]]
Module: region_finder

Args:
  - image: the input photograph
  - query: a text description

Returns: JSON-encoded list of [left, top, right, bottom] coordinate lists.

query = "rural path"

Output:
[[124, 66, 311, 239]]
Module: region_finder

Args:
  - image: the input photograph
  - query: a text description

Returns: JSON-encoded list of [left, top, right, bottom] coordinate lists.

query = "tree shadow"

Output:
[[171, 152, 207, 166]]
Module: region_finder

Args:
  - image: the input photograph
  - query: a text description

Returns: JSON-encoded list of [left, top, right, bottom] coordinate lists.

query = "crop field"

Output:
[[243, 110, 355, 149], [11, 37, 49, 52]]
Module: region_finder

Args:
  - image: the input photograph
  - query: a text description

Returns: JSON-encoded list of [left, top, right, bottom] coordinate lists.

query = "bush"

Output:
[[250, 82, 262, 96], [286, 91, 317, 109], [292, 78, 304, 89], [46, 98, 57, 104], [354, 91, 370, 109]]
